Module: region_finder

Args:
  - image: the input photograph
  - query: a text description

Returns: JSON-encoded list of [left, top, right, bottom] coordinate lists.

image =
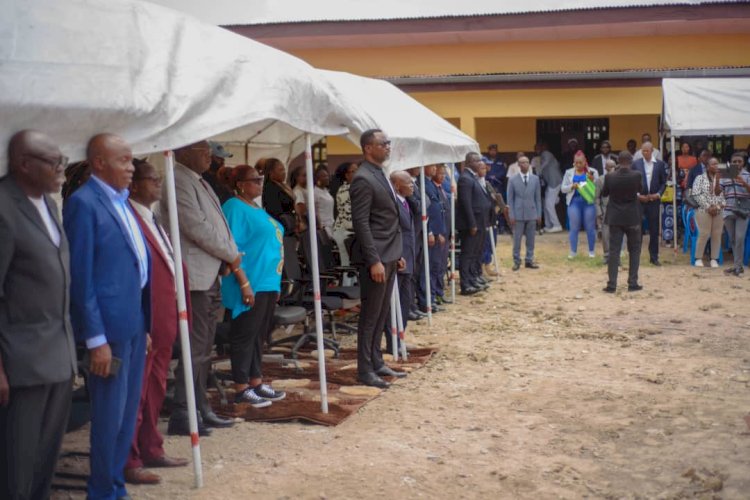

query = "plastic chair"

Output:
[[744, 222, 750, 266], [681, 205, 693, 254]]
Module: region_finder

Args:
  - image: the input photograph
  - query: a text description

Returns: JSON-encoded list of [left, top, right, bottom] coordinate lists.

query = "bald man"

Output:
[[0, 130, 77, 500], [64, 133, 151, 500]]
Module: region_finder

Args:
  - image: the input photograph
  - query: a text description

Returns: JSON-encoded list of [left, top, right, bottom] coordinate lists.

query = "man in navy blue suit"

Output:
[[456, 152, 493, 295], [632, 141, 668, 265], [64, 134, 151, 500], [426, 165, 451, 306]]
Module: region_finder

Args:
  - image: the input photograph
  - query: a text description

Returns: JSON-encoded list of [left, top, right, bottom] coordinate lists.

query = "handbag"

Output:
[[577, 179, 596, 204], [660, 185, 674, 203], [732, 195, 750, 218]]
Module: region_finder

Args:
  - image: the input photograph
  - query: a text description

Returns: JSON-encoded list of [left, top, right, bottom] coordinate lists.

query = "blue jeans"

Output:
[[567, 197, 597, 254]]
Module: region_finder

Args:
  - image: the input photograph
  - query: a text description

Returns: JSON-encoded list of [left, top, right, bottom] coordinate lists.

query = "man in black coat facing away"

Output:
[[456, 152, 493, 295], [602, 151, 644, 293], [350, 129, 407, 388]]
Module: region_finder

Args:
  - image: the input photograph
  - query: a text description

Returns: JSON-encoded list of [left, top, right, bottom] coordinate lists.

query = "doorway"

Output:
[[536, 118, 610, 163]]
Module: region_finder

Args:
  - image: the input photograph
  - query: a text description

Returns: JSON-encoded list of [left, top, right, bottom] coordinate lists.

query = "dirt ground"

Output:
[[55, 233, 750, 499]]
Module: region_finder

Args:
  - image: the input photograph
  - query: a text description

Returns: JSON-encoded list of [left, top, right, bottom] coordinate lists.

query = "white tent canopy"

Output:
[[662, 78, 750, 136], [0, 0, 348, 176], [319, 69, 479, 172]]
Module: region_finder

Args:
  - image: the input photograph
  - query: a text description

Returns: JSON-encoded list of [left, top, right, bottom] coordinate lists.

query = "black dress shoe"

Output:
[[650, 259, 661, 266], [167, 418, 212, 437], [412, 309, 427, 318], [202, 411, 234, 428], [460, 287, 479, 296], [430, 304, 445, 313], [628, 284, 643, 292], [602, 286, 616, 293], [376, 366, 407, 378], [357, 373, 390, 388], [407, 311, 421, 321], [512, 262, 521, 271], [525, 262, 540, 269], [475, 276, 488, 285]]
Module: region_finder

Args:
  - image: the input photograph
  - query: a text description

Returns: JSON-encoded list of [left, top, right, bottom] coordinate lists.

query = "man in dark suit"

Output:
[[632, 141, 668, 265], [385, 170, 416, 354], [602, 151, 644, 292], [0, 130, 77, 500], [456, 152, 493, 295], [426, 165, 451, 306], [64, 133, 151, 500], [124, 159, 189, 485], [591, 140, 617, 176], [406, 167, 429, 317], [687, 149, 711, 190], [350, 129, 406, 388], [506, 156, 543, 271]]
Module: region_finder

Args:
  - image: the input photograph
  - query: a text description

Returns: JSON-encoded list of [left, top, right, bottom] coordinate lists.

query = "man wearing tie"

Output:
[[507, 156, 543, 271], [350, 129, 406, 388], [124, 159, 189, 485], [456, 152, 493, 295], [0, 130, 77, 500], [426, 165, 451, 306], [64, 133, 151, 500], [162, 140, 239, 435], [385, 170, 416, 354], [632, 142, 668, 265]]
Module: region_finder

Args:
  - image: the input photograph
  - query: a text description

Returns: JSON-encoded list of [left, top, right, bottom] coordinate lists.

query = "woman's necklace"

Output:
[[239, 193, 259, 208]]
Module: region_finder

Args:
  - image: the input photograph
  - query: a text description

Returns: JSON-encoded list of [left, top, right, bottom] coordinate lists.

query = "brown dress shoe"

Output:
[[143, 455, 190, 468], [124, 467, 161, 485]]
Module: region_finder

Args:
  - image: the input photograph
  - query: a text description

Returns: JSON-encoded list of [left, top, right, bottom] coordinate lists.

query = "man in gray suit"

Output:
[[507, 156, 542, 271], [161, 140, 240, 435], [350, 129, 406, 388], [0, 130, 77, 500]]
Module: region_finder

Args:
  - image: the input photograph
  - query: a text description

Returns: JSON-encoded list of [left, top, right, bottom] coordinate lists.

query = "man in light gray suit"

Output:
[[0, 130, 77, 500], [161, 140, 240, 435], [507, 156, 543, 271]]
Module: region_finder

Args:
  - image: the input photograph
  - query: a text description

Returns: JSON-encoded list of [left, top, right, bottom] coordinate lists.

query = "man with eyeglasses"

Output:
[[161, 140, 240, 435], [350, 129, 407, 388], [0, 130, 77, 500], [124, 159, 189, 485]]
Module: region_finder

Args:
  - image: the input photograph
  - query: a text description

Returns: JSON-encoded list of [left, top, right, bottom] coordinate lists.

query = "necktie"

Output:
[[523, 175, 528, 186], [401, 198, 410, 215]]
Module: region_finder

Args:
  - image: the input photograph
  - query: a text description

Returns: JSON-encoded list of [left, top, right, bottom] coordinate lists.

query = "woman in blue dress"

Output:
[[222, 165, 286, 408], [561, 151, 599, 258]]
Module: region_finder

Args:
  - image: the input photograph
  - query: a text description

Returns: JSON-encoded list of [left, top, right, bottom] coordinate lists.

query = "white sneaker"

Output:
[[710, 259, 719, 268], [588, 252, 596, 258], [548, 226, 563, 233], [694, 260, 704, 267], [568, 253, 576, 260]]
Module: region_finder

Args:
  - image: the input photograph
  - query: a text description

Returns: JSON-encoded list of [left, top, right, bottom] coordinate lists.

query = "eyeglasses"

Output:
[[25, 153, 68, 169], [134, 175, 163, 183], [376, 140, 392, 147], [238, 178, 263, 184]]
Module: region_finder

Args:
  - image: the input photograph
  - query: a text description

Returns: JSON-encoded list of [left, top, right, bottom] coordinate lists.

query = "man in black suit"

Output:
[[350, 129, 406, 388], [0, 130, 77, 500], [632, 142, 668, 265], [602, 151, 644, 292], [591, 140, 617, 176], [384, 170, 416, 354], [456, 152, 493, 295]]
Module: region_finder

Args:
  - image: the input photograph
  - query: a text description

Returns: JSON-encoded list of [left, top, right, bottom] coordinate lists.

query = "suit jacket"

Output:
[[160, 162, 238, 291], [349, 161, 402, 266], [64, 179, 151, 346], [687, 163, 706, 190], [507, 173, 543, 221], [591, 153, 617, 176], [426, 179, 449, 237], [456, 169, 492, 231], [396, 197, 416, 275], [407, 176, 429, 239], [602, 168, 644, 227], [632, 158, 668, 197], [130, 203, 192, 350], [0, 176, 77, 387]]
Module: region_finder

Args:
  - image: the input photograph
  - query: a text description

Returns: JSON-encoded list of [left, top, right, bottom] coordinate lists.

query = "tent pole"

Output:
[[389, 283, 398, 361], [420, 165, 432, 326], [304, 134, 329, 414], [394, 274, 408, 361], [671, 134, 678, 255], [163, 151, 203, 489], [450, 163, 457, 304]]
